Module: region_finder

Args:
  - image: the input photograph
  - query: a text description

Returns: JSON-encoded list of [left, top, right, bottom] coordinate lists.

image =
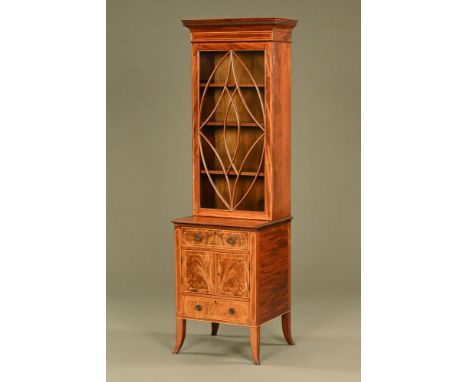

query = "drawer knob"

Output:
[[194, 233, 202, 242], [228, 307, 236, 315], [195, 304, 203, 311], [227, 236, 236, 245]]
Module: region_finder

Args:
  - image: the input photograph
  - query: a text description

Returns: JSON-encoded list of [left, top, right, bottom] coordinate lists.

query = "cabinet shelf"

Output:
[[204, 121, 263, 127], [200, 82, 264, 88], [201, 169, 264, 177]]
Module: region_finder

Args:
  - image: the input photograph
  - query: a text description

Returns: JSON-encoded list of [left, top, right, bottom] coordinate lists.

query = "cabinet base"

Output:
[[172, 312, 295, 364]]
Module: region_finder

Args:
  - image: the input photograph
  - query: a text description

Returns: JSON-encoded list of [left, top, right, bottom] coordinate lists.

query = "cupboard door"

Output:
[[181, 250, 215, 294], [216, 253, 249, 298]]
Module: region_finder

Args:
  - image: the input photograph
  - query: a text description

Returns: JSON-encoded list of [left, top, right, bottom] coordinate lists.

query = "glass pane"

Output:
[[198, 50, 265, 212]]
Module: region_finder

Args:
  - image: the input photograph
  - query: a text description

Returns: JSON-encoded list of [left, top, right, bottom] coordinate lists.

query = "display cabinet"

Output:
[[172, 17, 297, 365]]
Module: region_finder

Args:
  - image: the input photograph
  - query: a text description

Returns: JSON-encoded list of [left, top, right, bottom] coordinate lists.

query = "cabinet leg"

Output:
[[249, 326, 261, 365], [211, 322, 220, 336], [281, 311, 295, 345], [172, 318, 186, 354]]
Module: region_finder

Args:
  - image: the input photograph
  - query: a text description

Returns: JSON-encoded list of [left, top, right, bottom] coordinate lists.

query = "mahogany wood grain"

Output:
[[272, 29, 292, 42], [181, 249, 250, 298], [281, 311, 295, 345], [257, 223, 290, 324], [216, 253, 249, 298], [211, 322, 220, 336], [270, 42, 291, 219], [181, 250, 215, 294]]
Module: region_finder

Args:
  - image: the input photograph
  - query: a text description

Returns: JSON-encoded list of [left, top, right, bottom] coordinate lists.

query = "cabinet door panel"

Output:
[[216, 253, 249, 298], [181, 251, 214, 294]]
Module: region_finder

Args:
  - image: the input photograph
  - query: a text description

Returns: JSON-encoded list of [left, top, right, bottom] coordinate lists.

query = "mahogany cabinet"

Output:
[[172, 18, 297, 365]]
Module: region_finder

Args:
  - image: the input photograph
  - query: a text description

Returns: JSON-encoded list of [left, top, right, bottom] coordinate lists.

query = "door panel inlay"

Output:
[[181, 251, 214, 294], [216, 253, 250, 298]]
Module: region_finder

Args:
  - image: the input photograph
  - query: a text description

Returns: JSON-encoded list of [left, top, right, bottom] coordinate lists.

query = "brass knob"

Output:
[[227, 237, 236, 245], [228, 307, 236, 315], [195, 304, 202, 311], [194, 233, 202, 242]]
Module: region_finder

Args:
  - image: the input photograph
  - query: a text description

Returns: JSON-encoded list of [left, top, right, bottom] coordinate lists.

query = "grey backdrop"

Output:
[[108, 0, 360, 380]]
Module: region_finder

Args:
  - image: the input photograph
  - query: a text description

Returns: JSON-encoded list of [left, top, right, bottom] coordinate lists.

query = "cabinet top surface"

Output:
[[172, 215, 292, 229], [182, 17, 298, 28]]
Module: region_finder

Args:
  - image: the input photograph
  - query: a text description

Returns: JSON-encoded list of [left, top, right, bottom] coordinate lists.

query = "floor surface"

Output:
[[107, 291, 360, 382]]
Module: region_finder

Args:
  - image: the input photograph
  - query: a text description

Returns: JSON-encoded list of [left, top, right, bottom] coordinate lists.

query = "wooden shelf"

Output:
[[200, 82, 264, 88], [204, 121, 263, 127], [172, 215, 292, 229], [201, 169, 264, 177]]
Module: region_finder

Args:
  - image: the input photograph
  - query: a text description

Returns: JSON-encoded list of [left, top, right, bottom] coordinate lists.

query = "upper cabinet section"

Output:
[[182, 17, 297, 43], [183, 19, 297, 221]]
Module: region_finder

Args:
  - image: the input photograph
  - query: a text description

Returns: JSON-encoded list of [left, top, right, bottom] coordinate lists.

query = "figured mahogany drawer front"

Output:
[[181, 228, 248, 251], [183, 296, 249, 324]]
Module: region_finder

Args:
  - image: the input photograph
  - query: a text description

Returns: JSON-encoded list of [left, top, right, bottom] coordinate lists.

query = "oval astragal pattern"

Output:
[[198, 50, 265, 211]]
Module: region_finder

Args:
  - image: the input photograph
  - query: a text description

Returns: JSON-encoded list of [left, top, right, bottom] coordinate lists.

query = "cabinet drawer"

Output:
[[181, 228, 248, 251], [183, 296, 249, 324]]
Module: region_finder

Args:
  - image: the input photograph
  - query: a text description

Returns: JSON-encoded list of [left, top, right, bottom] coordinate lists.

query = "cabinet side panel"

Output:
[[271, 42, 291, 219], [258, 223, 290, 323]]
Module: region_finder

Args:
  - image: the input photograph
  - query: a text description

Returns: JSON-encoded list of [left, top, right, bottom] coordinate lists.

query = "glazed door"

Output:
[[192, 42, 272, 220]]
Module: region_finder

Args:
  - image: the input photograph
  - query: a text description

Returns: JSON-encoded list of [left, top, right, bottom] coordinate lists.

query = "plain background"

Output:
[[107, 0, 360, 380], [107, 0, 360, 302], [3, 1, 468, 382], [107, 0, 360, 381]]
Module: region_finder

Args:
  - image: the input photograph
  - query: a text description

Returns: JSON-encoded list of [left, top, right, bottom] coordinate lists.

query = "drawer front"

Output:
[[181, 228, 248, 251], [183, 296, 249, 324]]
